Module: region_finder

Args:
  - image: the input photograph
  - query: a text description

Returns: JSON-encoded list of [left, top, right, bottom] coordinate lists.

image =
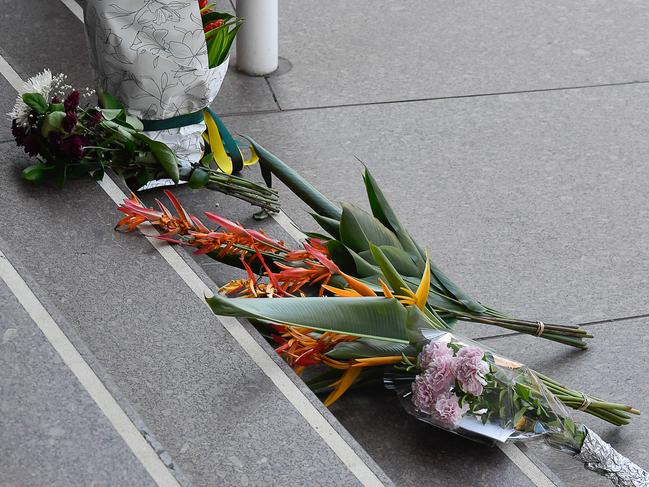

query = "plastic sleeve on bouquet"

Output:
[[83, 0, 228, 183], [575, 428, 649, 487], [385, 328, 648, 485]]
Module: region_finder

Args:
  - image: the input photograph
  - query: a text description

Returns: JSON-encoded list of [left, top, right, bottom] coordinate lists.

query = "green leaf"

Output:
[[363, 168, 422, 260], [133, 134, 180, 183], [100, 109, 124, 121], [369, 243, 412, 296], [370, 245, 421, 277], [326, 241, 379, 277], [188, 167, 210, 189], [206, 294, 410, 343], [22, 93, 49, 114], [326, 338, 414, 360], [202, 11, 235, 26], [311, 213, 340, 239], [339, 203, 401, 253], [124, 115, 144, 131], [22, 164, 50, 182], [241, 136, 342, 220], [98, 89, 124, 110], [40, 111, 66, 137]]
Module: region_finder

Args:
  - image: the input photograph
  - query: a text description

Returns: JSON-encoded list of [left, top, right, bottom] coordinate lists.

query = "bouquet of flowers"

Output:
[[83, 0, 258, 189], [7, 71, 279, 211], [115, 187, 647, 485]]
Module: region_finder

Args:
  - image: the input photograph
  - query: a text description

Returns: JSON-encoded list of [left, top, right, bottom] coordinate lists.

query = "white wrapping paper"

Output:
[[84, 0, 228, 187]]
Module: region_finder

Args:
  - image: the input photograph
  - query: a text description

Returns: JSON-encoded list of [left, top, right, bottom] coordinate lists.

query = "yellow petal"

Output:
[[378, 278, 394, 298], [324, 367, 362, 407], [203, 110, 233, 174], [414, 251, 431, 310], [351, 356, 404, 367], [340, 272, 377, 297], [322, 284, 362, 297]]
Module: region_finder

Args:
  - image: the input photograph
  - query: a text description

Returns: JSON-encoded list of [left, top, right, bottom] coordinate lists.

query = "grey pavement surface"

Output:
[[2, 0, 649, 486], [271, 0, 649, 109], [0, 277, 156, 487]]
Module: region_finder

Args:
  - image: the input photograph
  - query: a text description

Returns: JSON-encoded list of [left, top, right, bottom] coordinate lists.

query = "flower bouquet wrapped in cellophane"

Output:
[[7, 71, 279, 212]]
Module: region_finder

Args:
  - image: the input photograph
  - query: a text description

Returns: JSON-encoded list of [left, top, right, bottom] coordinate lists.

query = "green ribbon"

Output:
[[141, 111, 205, 132], [141, 108, 244, 174]]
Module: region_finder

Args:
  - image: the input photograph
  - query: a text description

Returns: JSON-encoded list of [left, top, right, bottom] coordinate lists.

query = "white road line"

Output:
[[271, 209, 307, 242], [498, 443, 557, 487], [0, 52, 23, 90], [59, 0, 84, 21], [2, 39, 384, 486], [0, 249, 181, 487]]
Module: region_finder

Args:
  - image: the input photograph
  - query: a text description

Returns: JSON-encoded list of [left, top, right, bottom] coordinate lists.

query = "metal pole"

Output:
[[235, 0, 279, 76]]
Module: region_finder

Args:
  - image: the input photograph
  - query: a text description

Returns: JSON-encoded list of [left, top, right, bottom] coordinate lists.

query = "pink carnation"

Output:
[[418, 341, 453, 370], [455, 346, 489, 396], [411, 373, 437, 413], [430, 393, 467, 429], [411, 354, 457, 412]]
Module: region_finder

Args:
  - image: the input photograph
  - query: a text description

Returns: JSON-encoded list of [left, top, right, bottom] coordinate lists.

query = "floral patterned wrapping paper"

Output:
[[84, 0, 228, 186]]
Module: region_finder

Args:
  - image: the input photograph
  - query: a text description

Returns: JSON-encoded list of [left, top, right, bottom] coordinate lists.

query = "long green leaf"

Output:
[[326, 241, 380, 277], [368, 243, 413, 295], [363, 168, 485, 313], [339, 203, 402, 253], [326, 338, 415, 360], [360, 245, 421, 277], [363, 168, 422, 260], [206, 294, 410, 342], [311, 213, 340, 240], [241, 136, 342, 220]]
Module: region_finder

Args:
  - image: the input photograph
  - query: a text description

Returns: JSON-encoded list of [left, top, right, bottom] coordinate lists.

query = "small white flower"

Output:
[[7, 69, 54, 126], [23, 69, 53, 97]]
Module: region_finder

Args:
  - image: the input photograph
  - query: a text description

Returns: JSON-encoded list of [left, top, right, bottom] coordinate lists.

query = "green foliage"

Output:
[[22, 93, 48, 114], [188, 167, 210, 189], [40, 111, 66, 137], [207, 293, 411, 343], [205, 16, 243, 68]]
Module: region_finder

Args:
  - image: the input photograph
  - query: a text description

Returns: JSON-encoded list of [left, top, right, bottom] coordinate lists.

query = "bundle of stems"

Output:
[[242, 137, 594, 349]]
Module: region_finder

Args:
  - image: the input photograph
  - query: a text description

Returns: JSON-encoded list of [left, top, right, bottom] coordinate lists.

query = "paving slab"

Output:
[[0, 140, 374, 486], [0, 277, 157, 487], [224, 82, 649, 337], [480, 318, 649, 487], [271, 0, 649, 109]]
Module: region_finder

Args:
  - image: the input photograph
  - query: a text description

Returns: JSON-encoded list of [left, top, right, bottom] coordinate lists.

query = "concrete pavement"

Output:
[[2, 0, 649, 485]]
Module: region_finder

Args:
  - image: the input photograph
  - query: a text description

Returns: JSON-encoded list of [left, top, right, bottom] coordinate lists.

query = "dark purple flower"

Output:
[[11, 120, 27, 146], [23, 133, 41, 157], [63, 111, 78, 132], [51, 95, 61, 104], [63, 90, 80, 112], [48, 132, 64, 151], [60, 135, 85, 160], [87, 109, 104, 127]]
